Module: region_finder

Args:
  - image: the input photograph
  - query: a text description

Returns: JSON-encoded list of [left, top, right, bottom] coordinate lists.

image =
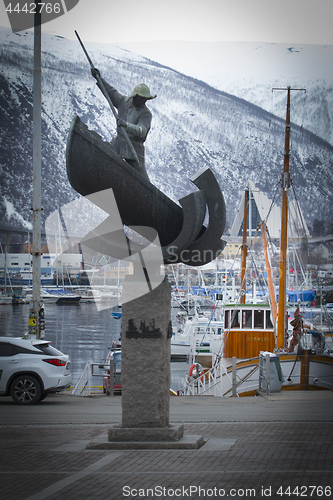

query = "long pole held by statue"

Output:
[[74, 30, 140, 166]]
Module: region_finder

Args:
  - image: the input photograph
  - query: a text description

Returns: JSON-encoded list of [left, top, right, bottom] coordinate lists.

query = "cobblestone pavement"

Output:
[[0, 392, 332, 500]]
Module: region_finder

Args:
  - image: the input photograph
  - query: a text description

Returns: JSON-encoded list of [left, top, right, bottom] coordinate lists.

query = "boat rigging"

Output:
[[272, 86, 306, 349]]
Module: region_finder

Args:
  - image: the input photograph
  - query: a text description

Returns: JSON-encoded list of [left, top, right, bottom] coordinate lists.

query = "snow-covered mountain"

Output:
[[0, 27, 332, 237], [119, 40, 333, 146]]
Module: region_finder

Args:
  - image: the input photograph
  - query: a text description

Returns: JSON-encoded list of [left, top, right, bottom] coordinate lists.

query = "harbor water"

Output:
[[0, 302, 189, 392]]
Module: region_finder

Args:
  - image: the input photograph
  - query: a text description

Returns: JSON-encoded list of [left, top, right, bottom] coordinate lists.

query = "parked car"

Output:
[[103, 349, 122, 395], [0, 337, 71, 404]]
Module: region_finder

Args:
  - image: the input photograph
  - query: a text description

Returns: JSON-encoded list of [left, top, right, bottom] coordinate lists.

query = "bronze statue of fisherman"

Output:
[[91, 68, 156, 180], [68, 31, 226, 267]]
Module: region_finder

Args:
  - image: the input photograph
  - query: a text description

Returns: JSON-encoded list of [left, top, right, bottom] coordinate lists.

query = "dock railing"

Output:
[[71, 361, 112, 396], [180, 358, 232, 396], [71, 362, 91, 396], [179, 356, 260, 397]]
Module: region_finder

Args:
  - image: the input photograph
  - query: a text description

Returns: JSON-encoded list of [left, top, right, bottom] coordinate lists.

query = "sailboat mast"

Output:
[[277, 86, 291, 348], [261, 221, 278, 331], [240, 188, 248, 305], [274, 86, 306, 349]]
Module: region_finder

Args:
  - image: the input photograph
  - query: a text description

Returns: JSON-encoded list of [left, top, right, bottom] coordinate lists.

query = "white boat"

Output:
[[20, 267, 54, 285], [24, 287, 81, 304], [74, 288, 101, 303], [0, 293, 28, 305], [72, 286, 121, 307], [171, 311, 224, 365]]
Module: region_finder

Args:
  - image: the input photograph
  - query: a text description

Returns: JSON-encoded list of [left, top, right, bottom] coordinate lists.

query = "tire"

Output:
[[10, 375, 42, 405]]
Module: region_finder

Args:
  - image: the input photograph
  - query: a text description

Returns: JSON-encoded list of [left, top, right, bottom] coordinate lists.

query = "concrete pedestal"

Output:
[[121, 278, 172, 428], [87, 277, 204, 450]]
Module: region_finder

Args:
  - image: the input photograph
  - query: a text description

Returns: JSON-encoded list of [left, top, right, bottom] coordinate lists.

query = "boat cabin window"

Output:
[[231, 310, 240, 328], [210, 327, 223, 335], [242, 310, 252, 329], [194, 326, 223, 336], [226, 307, 273, 329], [266, 310, 273, 328], [225, 310, 229, 329], [254, 309, 264, 329]]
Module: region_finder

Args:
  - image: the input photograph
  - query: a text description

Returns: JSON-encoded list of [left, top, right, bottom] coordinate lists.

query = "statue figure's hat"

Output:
[[125, 83, 157, 102]]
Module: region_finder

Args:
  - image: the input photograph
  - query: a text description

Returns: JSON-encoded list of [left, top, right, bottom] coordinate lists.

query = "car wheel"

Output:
[[10, 375, 42, 405]]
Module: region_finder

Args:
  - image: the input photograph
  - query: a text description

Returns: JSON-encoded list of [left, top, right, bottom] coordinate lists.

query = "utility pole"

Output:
[[274, 86, 306, 349], [28, 9, 43, 338]]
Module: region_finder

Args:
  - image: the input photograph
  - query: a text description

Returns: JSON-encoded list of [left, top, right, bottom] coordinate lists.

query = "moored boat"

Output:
[[0, 293, 28, 305], [19, 267, 54, 286], [180, 88, 333, 396], [171, 311, 224, 366], [24, 287, 81, 305]]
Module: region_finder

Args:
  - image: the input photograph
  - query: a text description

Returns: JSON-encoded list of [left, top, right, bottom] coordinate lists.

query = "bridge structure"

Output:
[[0, 223, 32, 253], [0, 223, 83, 254]]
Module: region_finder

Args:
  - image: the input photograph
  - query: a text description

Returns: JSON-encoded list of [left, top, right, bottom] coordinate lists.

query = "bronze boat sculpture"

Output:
[[66, 115, 226, 266]]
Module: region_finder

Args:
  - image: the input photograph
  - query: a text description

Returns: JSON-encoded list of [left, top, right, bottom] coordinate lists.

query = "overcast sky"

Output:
[[0, 0, 333, 45]]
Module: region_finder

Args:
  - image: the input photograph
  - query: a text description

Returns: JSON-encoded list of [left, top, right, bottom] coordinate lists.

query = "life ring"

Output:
[[189, 363, 205, 381], [188, 363, 197, 377]]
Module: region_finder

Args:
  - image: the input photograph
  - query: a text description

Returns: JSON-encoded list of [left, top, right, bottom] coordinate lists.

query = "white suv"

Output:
[[0, 337, 71, 404]]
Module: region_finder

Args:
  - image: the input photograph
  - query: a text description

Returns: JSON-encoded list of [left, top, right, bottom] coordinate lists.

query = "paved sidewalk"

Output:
[[0, 391, 332, 500]]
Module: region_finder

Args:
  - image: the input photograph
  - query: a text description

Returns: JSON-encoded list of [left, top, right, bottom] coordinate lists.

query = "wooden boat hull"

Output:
[[223, 330, 275, 358], [279, 352, 333, 391]]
